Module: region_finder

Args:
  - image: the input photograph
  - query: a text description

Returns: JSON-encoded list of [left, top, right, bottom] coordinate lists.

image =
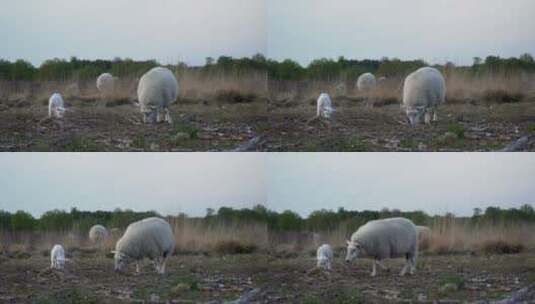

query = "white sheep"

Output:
[[402, 67, 446, 125], [345, 217, 418, 277], [316, 244, 333, 270], [96, 73, 117, 99], [89, 224, 109, 246], [136, 67, 179, 124], [113, 217, 175, 274], [357, 73, 377, 92], [316, 93, 334, 120], [50, 244, 66, 270], [416, 225, 432, 251], [48, 93, 66, 118]]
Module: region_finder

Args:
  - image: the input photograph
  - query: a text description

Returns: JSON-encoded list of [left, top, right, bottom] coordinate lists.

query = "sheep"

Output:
[[345, 217, 417, 277], [316, 93, 334, 120], [89, 224, 109, 246], [356, 73, 377, 106], [48, 93, 66, 118], [50, 244, 66, 270], [112, 217, 175, 274], [96, 73, 117, 99], [316, 244, 333, 270], [136, 67, 179, 124], [416, 225, 432, 251], [402, 67, 446, 125]]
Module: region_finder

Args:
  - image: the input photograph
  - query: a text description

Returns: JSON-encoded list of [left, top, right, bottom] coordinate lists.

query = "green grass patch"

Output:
[[527, 124, 535, 133], [440, 274, 465, 290], [34, 288, 98, 304], [62, 136, 98, 152], [447, 123, 465, 139], [173, 121, 198, 140], [132, 134, 147, 150], [400, 138, 418, 150]]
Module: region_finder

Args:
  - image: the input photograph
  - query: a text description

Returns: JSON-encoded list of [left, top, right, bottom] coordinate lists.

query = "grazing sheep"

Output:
[[416, 225, 432, 251], [89, 224, 109, 246], [113, 217, 175, 274], [345, 217, 417, 277], [50, 244, 66, 270], [96, 73, 116, 99], [316, 244, 333, 270], [136, 67, 179, 124], [402, 67, 446, 125], [48, 93, 66, 118], [316, 93, 334, 120]]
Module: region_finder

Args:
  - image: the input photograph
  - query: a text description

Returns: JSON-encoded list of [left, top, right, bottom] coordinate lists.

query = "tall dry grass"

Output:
[[268, 69, 535, 106]]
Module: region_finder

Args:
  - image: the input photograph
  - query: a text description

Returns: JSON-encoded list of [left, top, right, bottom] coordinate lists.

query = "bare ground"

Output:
[[1, 250, 534, 303], [267, 98, 535, 151], [0, 99, 268, 152]]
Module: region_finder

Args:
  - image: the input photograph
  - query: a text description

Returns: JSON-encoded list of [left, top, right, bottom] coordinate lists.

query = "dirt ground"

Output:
[[0, 99, 268, 152], [267, 98, 535, 151], [1, 97, 534, 152], [1, 250, 534, 303]]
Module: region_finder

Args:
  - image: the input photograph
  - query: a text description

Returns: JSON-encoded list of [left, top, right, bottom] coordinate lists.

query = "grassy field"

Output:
[[1, 249, 534, 303]]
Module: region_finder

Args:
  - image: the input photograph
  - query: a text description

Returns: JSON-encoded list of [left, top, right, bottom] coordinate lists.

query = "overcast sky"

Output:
[[2, 1, 534, 66], [0, 153, 266, 217], [0, 0, 267, 66], [1, 153, 534, 218], [269, 0, 535, 65], [266, 153, 535, 217]]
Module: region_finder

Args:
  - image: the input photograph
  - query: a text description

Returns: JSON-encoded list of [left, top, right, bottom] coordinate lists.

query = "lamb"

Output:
[[50, 244, 66, 270], [136, 67, 179, 124], [316, 244, 333, 270], [96, 73, 117, 99], [48, 93, 66, 118], [89, 224, 109, 246], [416, 225, 432, 251], [316, 93, 334, 120], [345, 217, 418, 277], [112, 217, 175, 274], [402, 67, 446, 125]]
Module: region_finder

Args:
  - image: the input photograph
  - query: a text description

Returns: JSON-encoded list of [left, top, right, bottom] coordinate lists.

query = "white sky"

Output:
[[266, 153, 535, 217], [1, 1, 534, 66], [0, 153, 267, 217], [1, 153, 534, 218], [0, 0, 267, 66], [267, 0, 535, 65]]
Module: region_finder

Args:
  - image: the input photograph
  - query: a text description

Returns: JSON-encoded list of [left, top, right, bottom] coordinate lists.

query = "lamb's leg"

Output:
[[433, 109, 438, 122]]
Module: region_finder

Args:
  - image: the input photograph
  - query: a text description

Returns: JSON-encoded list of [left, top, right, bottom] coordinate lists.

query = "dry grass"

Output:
[[268, 69, 535, 107]]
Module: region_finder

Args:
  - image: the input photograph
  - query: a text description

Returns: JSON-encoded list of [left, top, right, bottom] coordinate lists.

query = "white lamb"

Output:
[[48, 93, 66, 118], [89, 224, 109, 246], [316, 93, 334, 120], [96, 73, 117, 99], [402, 67, 446, 125], [345, 217, 418, 277], [113, 217, 175, 274], [316, 244, 333, 270], [136, 67, 179, 124], [50, 244, 66, 270]]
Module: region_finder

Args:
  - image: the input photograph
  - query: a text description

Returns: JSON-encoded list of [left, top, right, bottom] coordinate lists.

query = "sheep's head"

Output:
[[113, 251, 131, 272], [56, 258, 66, 269], [56, 107, 66, 118], [140, 106, 158, 124], [405, 106, 425, 126], [345, 240, 362, 263]]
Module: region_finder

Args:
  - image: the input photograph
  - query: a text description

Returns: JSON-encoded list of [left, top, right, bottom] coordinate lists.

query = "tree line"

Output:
[[0, 204, 533, 233], [1, 53, 534, 82]]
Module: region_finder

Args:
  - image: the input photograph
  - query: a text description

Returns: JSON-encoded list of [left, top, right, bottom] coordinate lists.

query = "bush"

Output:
[[213, 240, 257, 255], [480, 240, 524, 255]]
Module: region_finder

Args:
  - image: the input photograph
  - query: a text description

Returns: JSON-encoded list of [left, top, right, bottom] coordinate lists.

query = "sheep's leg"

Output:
[[432, 109, 438, 122], [136, 262, 141, 273], [409, 254, 417, 275], [375, 259, 389, 271], [371, 262, 377, 277], [424, 110, 432, 124], [159, 256, 168, 274], [156, 109, 163, 123], [400, 256, 411, 276], [327, 261, 332, 271], [164, 108, 173, 124]]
